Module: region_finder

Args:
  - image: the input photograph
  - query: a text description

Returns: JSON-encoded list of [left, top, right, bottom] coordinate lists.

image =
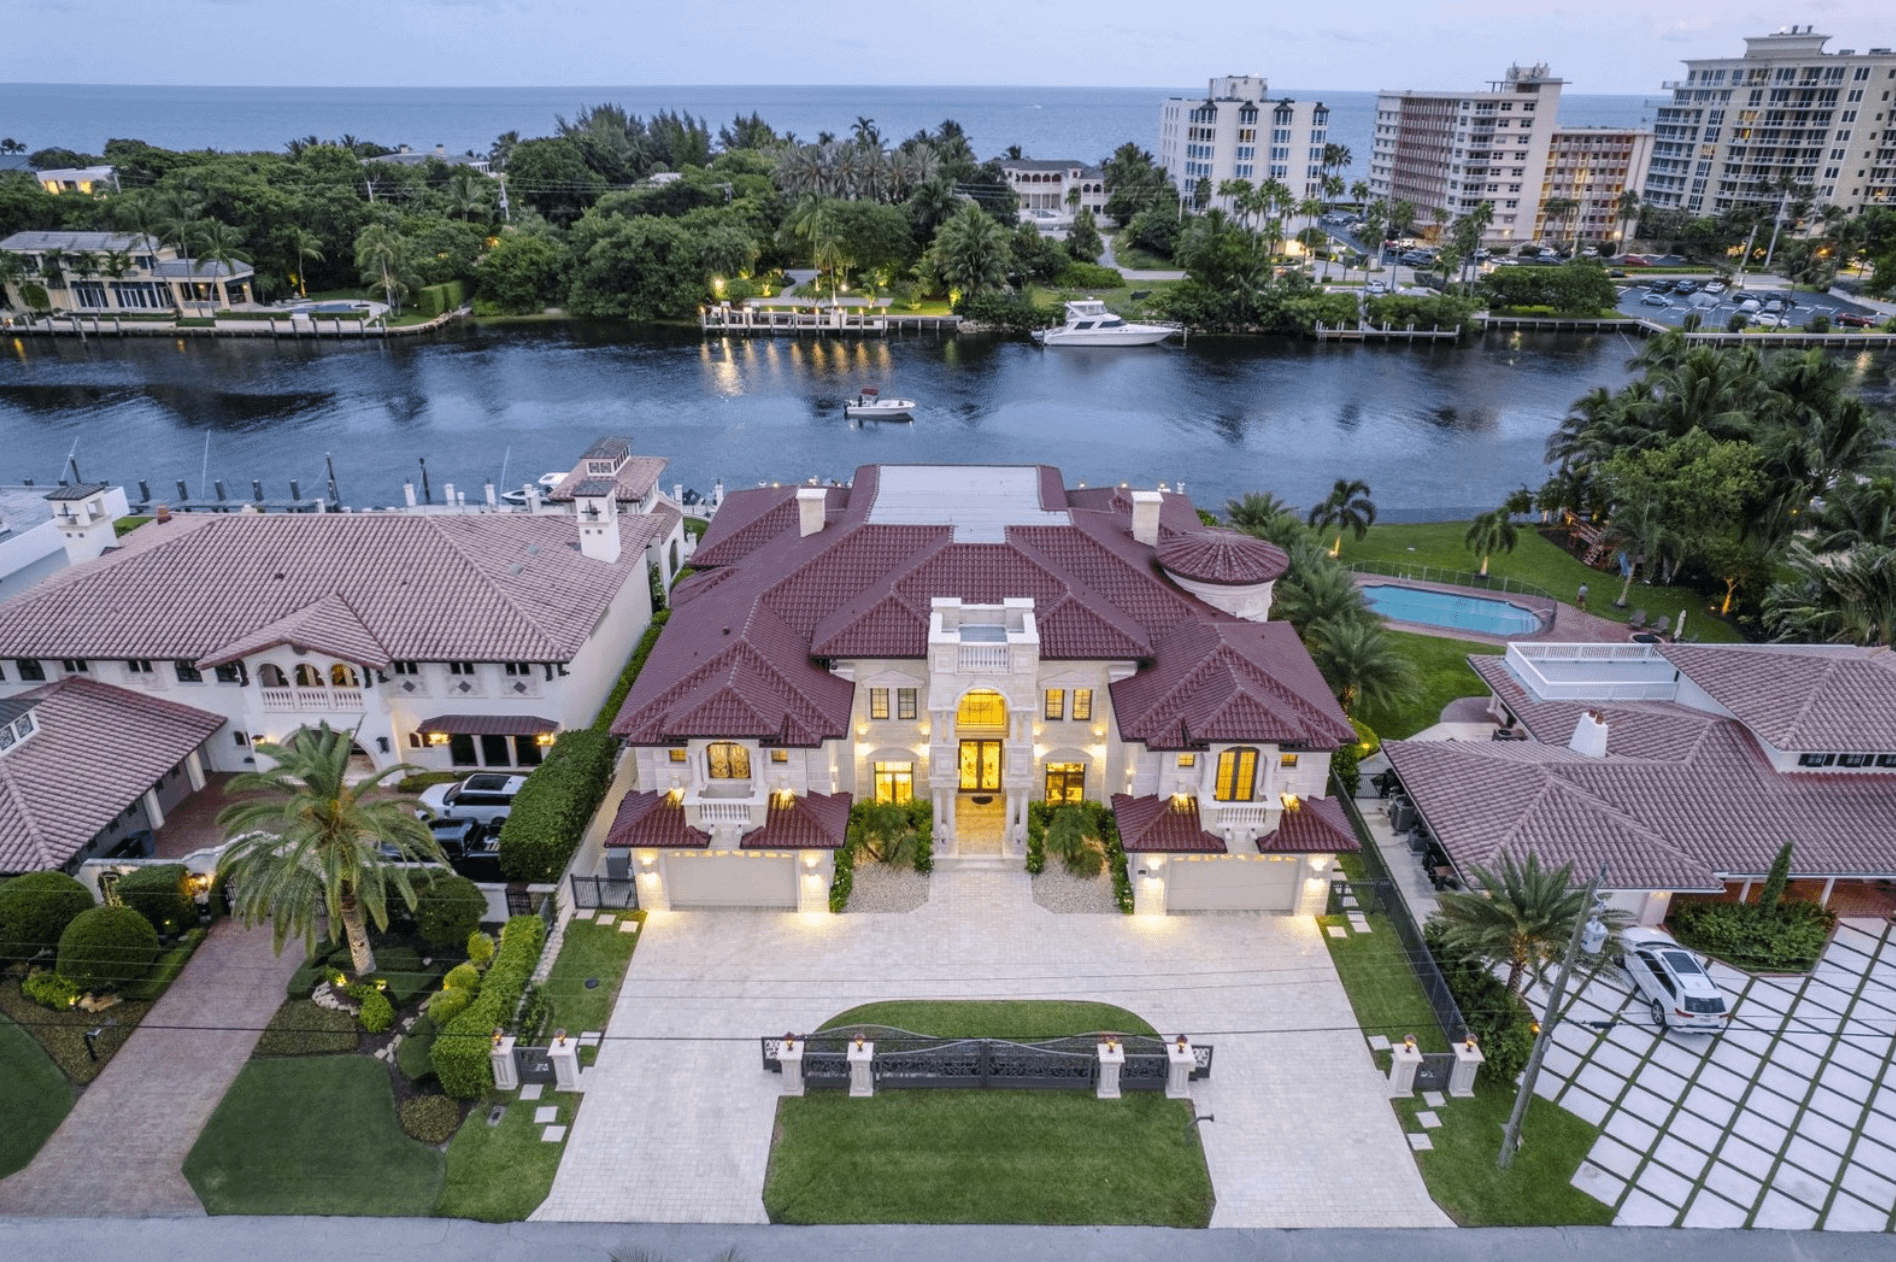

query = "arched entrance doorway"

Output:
[[954, 689, 1009, 855]]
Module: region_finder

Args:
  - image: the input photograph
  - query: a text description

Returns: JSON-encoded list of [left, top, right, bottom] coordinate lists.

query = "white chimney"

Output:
[[796, 486, 828, 537], [1130, 489, 1163, 548], [576, 490, 620, 563], [1568, 710, 1609, 758]]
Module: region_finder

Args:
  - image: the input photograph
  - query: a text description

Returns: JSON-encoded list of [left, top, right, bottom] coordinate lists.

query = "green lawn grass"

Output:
[[1337, 521, 1747, 644], [1356, 630, 1502, 740], [1317, 915, 1448, 1052], [543, 914, 641, 1035], [0, 978, 151, 1085], [183, 1056, 444, 1215], [1106, 238, 1178, 272], [821, 999, 1155, 1038], [434, 1087, 580, 1221], [0, 1013, 74, 1178]]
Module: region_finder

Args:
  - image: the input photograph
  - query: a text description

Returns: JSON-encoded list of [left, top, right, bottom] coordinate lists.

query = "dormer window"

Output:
[[0, 707, 36, 755], [15, 659, 44, 682], [59, 659, 87, 674]]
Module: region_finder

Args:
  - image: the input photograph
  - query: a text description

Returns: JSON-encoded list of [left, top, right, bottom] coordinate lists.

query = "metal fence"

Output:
[[568, 874, 640, 911], [506, 884, 560, 933], [760, 1025, 1212, 1091]]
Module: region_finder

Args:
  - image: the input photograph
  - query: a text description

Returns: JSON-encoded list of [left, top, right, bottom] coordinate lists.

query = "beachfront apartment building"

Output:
[[0, 231, 255, 313], [1643, 28, 1896, 216], [1158, 76, 1330, 209], [1537, 126, 1655, 246], [1369, 64, 1565, 246]]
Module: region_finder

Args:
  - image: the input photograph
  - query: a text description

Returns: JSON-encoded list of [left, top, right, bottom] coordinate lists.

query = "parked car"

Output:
[[1648, 279, 1675, 294], [1639, 292, 1671, 308], [1365, 280, 1388, 295], [1672, 280, 1699, 296], [1616, 927, 1733, 1033], [1762, 298, 1785, 314], [1836, 312, 1879, 328], [1703, 281, 1727, 295], [1736, 297, 1761, 315], [1619, 254, 1652, 266], [418, 772, 528, 828], [1752, 313, 1783, 329]]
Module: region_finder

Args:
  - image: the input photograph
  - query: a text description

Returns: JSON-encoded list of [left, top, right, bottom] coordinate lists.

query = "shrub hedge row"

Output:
[[413, 279, 467, 319], [496, 730, 618, 881], [1425, 923, 1534, 1083], [1668, 899, 1835, 972], [593, 610, 669, 735], [432, 914, 547, 1098], [828, 844, 855, 912], [0, 871, 95, 963], [113, 864, 196, 936], [56, 906, 159, 990]]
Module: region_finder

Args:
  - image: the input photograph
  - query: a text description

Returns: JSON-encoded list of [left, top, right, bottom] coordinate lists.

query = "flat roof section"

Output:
[[865, 466, 1070, 542]]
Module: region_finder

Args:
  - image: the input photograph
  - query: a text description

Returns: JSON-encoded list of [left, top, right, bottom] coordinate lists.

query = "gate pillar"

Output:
[[1165, 1036, 1195, 1099], [1096, 1039, 1126, 1099], [1388, 1034, 1423, 1096], [549, 1031, 582, 1091], [847, 1037, 875, 1097], [491, 1033, 518, 1091], [1450, 1036, 1484, 1097], [779, 1036, 806, 1097]]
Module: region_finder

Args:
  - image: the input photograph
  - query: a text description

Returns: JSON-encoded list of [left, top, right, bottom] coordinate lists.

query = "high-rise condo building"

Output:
[[1158, 76, 1330, 210], [1538, 127, 1655, 246], [1644, 27, 1896, 216]]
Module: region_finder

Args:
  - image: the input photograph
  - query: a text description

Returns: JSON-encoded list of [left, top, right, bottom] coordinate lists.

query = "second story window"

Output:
[[870, 688, 890, 720], [1177, 752, 1196, 767], [15, 659, 45, 682], [59, 659, 88, 674], [214, 663, 244, 684], [391, 661, 420, 675], [174, 660, 202, 683], [449, 661, 476, 675], [897, 688, 917, 720], [668, 748, 688, 763], [1214, 748, 1260, 802], [126, 660, 154, 675], [504, 662, 532, 676], [707, 741, 751, 780], [1044, 688, 1066, 721], [1072, 689, 1093, 722]]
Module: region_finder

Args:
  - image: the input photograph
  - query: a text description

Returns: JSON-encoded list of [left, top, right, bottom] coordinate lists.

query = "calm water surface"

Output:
[[0, 325, 1698, 516]]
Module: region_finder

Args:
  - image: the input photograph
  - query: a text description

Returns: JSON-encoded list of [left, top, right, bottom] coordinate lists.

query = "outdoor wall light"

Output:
[[1176, 1034, 1189, 1051], [783, 1033, 796, 1051], [1464, 1034, 1479, 1051], [1403, 1034, 1418, 1051], [491, 1028, 504, 1047], [535, 732, 556, 747], [854, 1032, 866, 1051], [554, 1029, 568, 1046], [427, 732, 449, 746]]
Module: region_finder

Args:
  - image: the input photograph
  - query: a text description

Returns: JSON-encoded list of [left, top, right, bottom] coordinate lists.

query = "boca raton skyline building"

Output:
[[1158, 75, 1331, 209]]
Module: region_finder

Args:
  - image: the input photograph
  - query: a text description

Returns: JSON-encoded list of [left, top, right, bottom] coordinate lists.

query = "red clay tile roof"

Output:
[[1157, 530, 1290, 585], [1263, 797, 1361, 853], [416, 714, 558, 736], [1110, 621, 1355, 750], [603, 791, 708, 849], [617, 467, 1337, 749], [0, 509, 672, 668], [741, 791, 853, 849], [0, 678, 225, 873], [1657, 644, 1896, 750], [1112, 794, 1226, 853], [547, 438, 669, 503]]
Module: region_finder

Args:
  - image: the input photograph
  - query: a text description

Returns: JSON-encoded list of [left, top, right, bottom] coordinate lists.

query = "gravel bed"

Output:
[[1032, 865, 1117, 914], [844, 863, 931, 913]]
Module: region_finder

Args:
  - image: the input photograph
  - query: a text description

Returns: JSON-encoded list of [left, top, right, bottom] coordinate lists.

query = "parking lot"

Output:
[[1614, 278, 1883, 330]]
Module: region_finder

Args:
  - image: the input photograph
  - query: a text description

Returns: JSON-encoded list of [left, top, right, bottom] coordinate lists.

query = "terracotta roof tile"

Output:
[[603, 791, 708, 849], [1111, 621, 1355, 750], [1261, 796, 1361, 853], [1112, 794, 1226, 853], [1657, 644, 1896, 749], [1157, 530, 1290, 585], [741, 791, 853, 849], [416, 714, 558, 736]]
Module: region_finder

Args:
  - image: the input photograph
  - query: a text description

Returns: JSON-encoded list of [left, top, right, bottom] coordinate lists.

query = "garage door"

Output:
[[664, 851, 798, 909], [1166, 855, 1300, 912]]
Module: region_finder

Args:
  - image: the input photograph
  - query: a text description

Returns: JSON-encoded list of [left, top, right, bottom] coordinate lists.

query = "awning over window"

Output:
[[416, 714, 558, 737]]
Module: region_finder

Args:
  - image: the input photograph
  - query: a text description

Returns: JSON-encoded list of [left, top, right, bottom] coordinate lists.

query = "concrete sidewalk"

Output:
[[0, 920, 304, 1216]]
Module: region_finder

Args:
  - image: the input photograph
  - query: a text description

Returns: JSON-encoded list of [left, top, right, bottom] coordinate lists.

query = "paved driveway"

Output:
[[535, 869, 1447, 1228], [1529, 918, 1896, 1231]]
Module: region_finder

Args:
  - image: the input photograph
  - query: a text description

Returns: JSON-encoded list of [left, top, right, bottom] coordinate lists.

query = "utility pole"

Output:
[[1763, 186, 1791, 271], [1499, 863, 1608, 1169]]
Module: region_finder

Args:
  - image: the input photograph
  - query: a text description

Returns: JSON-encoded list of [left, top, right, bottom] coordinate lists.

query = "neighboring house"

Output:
[[366, 144, 494, 176], [0, 481, 131, 601], [0, 230, 255, 313], [999, 157, 1107, 219], [607, 464, 1360, 915], [1383, 642, 1896, 924], [0, 440, 686, 779], [36, 164, 116, 195], [0, 677, 226, 877], [1158, 76, 1332, 208]]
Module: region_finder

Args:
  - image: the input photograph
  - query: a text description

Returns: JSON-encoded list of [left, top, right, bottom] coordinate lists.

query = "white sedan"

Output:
[[1616, 927, 1734, 1033]]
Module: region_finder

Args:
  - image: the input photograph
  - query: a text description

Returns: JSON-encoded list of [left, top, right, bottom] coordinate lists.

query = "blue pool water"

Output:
[[1362, 584, 1543, 637]]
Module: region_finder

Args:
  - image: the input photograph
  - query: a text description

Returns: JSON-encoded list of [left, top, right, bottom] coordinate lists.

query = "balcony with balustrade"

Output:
[[259, 686, 367, 713]]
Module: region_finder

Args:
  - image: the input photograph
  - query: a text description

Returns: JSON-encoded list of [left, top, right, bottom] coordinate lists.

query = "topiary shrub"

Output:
[[0, 871, 96, 963], [415, 874, 486, 948], [356, 987, 395, 1033], [399, 1014, 439, 1081], [23, 971, 81, 1009], [399, 1094, 463, 1144], [1669, 898, 1834, 972], [443, 962, 482, 992], [499, 729, 619, 881], [433, 914, 546, 1097], [56, 905, 158, 990], [113, 864, 196, 937], [466, 931, 495, 968], [428, 986, 476, 1026]]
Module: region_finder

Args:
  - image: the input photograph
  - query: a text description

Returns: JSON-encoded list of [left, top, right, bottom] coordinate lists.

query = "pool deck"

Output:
[[1351, 574, 1653, 646]]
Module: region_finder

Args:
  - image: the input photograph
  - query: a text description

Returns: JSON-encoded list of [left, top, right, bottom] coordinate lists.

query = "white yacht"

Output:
[[843, 387, 916, 420], [1032, 299, 1177, 347], [499, 472, 565, 505]]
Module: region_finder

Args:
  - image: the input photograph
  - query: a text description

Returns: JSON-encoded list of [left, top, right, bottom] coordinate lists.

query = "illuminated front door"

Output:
[[958, 740, 1001, 791]]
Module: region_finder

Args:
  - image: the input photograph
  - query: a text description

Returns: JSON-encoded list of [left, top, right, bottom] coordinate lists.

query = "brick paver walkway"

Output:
[[1526, 919, 1896, 1231], [534, 869, 1448, 1228], [0, 920, 304, 1216]]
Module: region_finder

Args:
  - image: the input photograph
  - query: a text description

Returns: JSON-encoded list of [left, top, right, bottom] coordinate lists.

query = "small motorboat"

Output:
[[500, 472, 565, 505], [1031, 298, 1178, 347], [843, 387, 915, 420]]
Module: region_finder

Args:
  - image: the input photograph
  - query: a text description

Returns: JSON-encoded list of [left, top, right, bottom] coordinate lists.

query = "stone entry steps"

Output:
[[931, 854, 1023, 874]]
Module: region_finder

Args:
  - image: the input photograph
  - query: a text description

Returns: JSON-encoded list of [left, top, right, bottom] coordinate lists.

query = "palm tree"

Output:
[[1276, 564, 1370, 636], [355, 222, 411, 313], [1432, 852, 1609, 996], [445, 167, 491, 223], [196, 222, 250, 308], [1307, 618, 1414, 715], [1541, 196, 1578, 253], [1223, 491, 1297, 533], [1615, 189, 1641, 246], [216, 724, 444, 975], [1604, 499, 1678, 604], [1463, 509, 1519, 578], [925, 203, 1011, 301], [1306, 477, 1376, 556], [285, 226, 323, 298]]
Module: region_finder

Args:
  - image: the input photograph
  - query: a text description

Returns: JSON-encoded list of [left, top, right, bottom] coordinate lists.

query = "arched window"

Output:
[[258, 663, 288, 687], [330, 663, 360, 688], [707, 742, 751, 780], [293, 663, 323, 687], [956, 690, 1006, 730], [669, 539, 680, 573], [1214, 747, 1260, 802]]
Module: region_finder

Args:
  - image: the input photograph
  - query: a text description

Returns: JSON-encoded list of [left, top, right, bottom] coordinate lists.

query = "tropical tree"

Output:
[[1463, 509, 1519, 578], [925, 202, 1011, 300], [1541, 197, 1578, 252], [1431, 852, 1611, 996], [355, 222, 412, 312], [285, 226, 323, 298], [1307, 618, 1414, 715], [854, 801, 923, 866], [195, 222, 250, 307], [1224, 491, 1298, 534], [1604, 498, 1680, 603], [1306, 477, 1377, 555], [215, 724, 444, 975], [1275, 562, 1370, 636]]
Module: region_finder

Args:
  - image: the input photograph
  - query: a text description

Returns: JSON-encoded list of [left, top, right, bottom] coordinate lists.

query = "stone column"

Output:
[[1096, 1040, 1126, 1099], [847, 1038, 875, 1098], [779, 1038, 806, 1097], [1450, 1038, 1484, 1098], [548, 1033, 582, 1092], [1165, 1037, 1195, 1100], [1388, 1037, 1423, 1097], [491, 1034, 518, 1091], [141, 786, 167, 830], [184, 749, 207, 792]]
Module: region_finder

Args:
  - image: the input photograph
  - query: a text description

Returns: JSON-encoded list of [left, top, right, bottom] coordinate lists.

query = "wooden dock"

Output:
[[1314, 321, 1462, 343], [700, 304, 960, 336], [6, 307, 469, 340]]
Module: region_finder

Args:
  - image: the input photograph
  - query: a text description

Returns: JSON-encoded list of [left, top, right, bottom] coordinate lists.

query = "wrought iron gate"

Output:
[[760, 1026, 1213, 1091]]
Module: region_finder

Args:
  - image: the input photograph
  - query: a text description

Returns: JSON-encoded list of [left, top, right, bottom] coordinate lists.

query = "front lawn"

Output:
[[1337, 521, 1747, 643], [0, 978, 152, 1085], [1356, 630, 1502, 740], [765, 998, 1208, 1226], [1316, 915, 1447, 1051], [0, 1012, 73, 1177], [434, 1087, 580, 1221], [183, 1055, 444, 1215], [543, 913, 642, 1035]]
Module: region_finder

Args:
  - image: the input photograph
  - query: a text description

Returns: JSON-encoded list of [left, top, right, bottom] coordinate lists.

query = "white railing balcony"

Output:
[[694, 800, 755, 826], [957, 645, 1012, 672], [1207, 802, 1272, 831], [259, 686, 366, 713]]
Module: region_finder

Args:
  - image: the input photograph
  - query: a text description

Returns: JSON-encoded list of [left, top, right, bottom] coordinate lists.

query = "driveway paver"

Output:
[[0, 920, 303, 1216], [534, 869, 1448, 1228], [1528, 917, 1896, 1232]]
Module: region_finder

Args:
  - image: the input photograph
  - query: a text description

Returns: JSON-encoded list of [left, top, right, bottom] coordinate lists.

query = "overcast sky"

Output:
[[8, 1, 1893, 93]]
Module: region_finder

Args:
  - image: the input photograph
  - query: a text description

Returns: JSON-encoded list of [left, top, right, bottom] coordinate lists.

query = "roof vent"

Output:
[[1568, 710, 1608, 758]]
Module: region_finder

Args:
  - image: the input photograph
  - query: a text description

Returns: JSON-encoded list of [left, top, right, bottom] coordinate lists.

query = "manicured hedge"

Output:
[[56, 905, 159, 991], [114, 864, 195, 937], [432, 915, 546, 1098], [0, 872, 95, 963], [398, 1014, 439, 1081], [413, 279, 468, 319], [1426, 923, 1534, 1083], [497, 729, 617, 881], [414, 874, 485, 948], [1669, 899, 1835, 972], [1053, 262, 1124, 289], [399, 1094, 462, 1144]]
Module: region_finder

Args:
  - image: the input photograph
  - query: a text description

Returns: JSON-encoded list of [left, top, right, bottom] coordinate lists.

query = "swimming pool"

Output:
[[1361, 584, 1543, 637]]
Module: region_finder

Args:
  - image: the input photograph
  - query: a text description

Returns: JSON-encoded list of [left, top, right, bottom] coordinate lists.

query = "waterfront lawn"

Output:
[[1106, 238, 1177, 273], [1355, 631, 1502, 740], [434, 1087, 580, 1221], [543, 913, 641, 1036], [1337, 521, 1747, 643], [183, 1056, 444, 1215], [0, 1013, 74, 1178]]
